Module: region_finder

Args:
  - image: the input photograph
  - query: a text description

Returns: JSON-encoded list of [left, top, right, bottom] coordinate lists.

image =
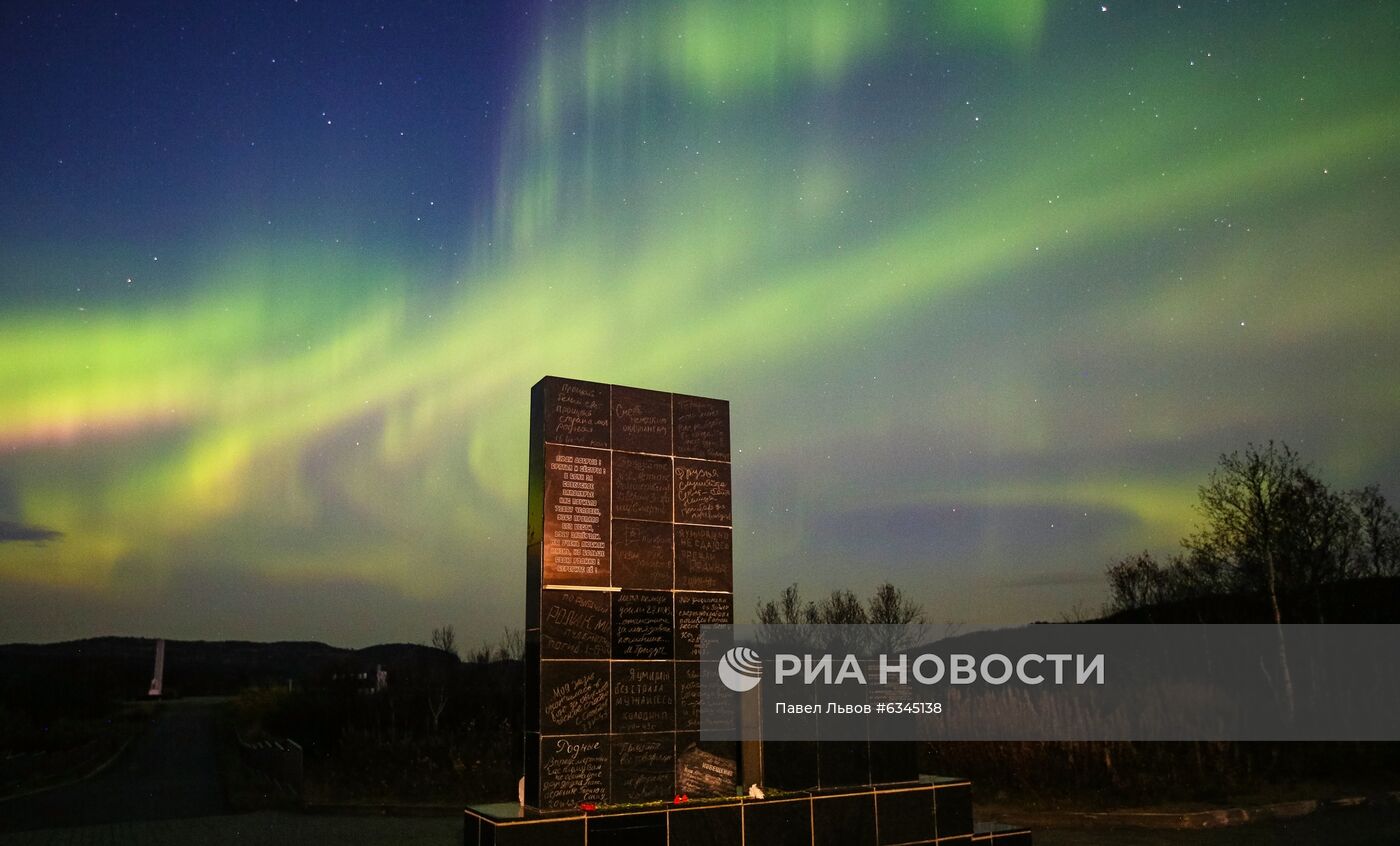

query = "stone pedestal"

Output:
[[466, 775, 1031, 845]]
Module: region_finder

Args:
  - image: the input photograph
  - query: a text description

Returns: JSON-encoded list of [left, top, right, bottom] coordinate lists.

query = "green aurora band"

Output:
[[2, 1, 1397, 642]]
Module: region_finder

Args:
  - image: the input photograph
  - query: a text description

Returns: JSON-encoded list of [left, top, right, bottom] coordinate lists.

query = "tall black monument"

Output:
[[525, 376, 737, 809]]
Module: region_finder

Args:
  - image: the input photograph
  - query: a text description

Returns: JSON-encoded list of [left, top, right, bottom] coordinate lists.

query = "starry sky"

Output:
[[2, 1, 1397, 647]]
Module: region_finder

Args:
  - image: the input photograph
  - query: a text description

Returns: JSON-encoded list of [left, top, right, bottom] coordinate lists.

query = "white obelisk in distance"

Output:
[[148, 638, 165, 697]]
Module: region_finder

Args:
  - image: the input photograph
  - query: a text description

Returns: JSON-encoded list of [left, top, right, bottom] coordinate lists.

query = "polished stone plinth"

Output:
[[464, 775, 1031, 846]]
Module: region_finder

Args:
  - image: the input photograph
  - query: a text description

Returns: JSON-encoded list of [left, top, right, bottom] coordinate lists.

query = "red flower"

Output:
[[673, 793, 689, 804], [579, 802, 597, 812]]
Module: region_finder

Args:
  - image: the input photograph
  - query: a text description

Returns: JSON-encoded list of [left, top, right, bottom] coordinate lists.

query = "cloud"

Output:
[[0, 520, 63, 544]]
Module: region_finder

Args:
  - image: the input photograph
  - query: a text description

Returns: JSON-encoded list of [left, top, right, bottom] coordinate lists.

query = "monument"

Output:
[[148, 638, 165, 698], [524, 376, 737, 809], [465, 376, 1032, 845]]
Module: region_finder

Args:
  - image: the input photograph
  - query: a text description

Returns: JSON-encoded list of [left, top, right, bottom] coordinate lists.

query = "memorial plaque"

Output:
[[541, 589, 610, 659], [528, 377, 731, 810], [696, 663, 740, 737], [611, 385, 672, 455], [540, 734, 608, 808], [673, 458, 731, 526], [542, 443, 610, 585], [677, 741, 738, 797], [612, 519, 673, 589], [674, 525, 732, 592], [674, 394, 730, 461], [612, 661, 676, 733], [613, 589, 674, 660], [674, 592, 733, 661], [610, 733, 675, 804], [542, 377, 610, 448], [541, 661, 610, 734], [612, 452, 673, 522], [676, 662, 702, 732]]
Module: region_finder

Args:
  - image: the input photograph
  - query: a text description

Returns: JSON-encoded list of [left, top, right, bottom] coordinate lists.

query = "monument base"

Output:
[[464, 775, 1031, 845]]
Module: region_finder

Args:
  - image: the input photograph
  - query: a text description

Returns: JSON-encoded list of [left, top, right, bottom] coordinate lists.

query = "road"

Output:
[[0, 700, 227, 834], [0, 701, 461, 845]]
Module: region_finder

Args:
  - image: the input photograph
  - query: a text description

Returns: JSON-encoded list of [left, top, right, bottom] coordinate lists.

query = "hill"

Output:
[[0, 636, 452, 720], [1091, 575, 1400, 624]]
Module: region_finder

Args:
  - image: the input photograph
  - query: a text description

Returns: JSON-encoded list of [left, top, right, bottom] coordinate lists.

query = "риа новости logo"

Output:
[[718, 646, 763, 692]]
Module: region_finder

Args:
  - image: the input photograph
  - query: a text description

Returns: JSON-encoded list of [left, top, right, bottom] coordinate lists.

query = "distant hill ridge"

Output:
[[0, 636, 455, 703], [1091, 575, 1400, 624]]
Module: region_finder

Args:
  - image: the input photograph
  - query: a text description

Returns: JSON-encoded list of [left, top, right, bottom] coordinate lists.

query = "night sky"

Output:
[[2, 1, 1397, 646]]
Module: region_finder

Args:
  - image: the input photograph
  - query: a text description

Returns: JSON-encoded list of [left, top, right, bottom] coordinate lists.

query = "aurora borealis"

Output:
[[2, 1, 1397, 646]]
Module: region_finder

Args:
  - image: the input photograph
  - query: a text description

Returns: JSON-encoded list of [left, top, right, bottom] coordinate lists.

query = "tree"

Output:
[[867, 581, 927, 650], [466, 627, 526, 664], [1351, 484, 1400, 578], [1105, 552, 1166, 613], [431, 625, 459, 659], [1102, 442, 1400, 721], [1095, 429, 1400, 724], [426, 625, 460, 733], [756, 582, 925, 627], [1104, 550, 1229, 614], [868, 581, 926, 626], [756, 582, 925, 654], [819, 589, 869, 624], [1185, 441, 1368, 620], [1188, 441, 1299, 620], [496, 627, 525, 662], [1104, 442, 1397, 619], [756, 583, 809, 625], [1282, 472, 1360, 614], [1187, 441, 1309, 715]]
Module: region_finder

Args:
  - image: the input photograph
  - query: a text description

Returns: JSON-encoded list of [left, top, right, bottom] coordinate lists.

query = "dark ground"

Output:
[[1, 804, 1398, 845], [3, 700, 1399, 844], [0, 811, 457, 845], [0, 700, 227, 833], [1033, 805, 1400, 845]]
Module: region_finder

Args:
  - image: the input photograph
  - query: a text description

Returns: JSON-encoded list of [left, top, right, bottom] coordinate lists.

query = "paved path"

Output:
[[0, 700, 461, 845], [0, 701, 227, 834]]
